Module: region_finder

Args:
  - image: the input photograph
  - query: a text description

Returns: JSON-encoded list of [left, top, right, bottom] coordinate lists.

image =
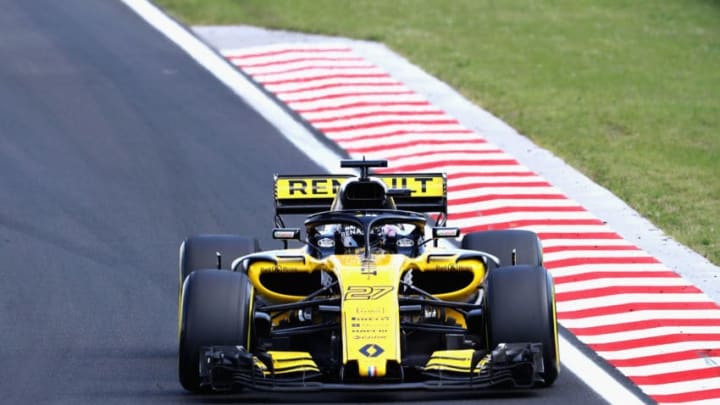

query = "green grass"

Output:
[[156, 0, 720, 265]]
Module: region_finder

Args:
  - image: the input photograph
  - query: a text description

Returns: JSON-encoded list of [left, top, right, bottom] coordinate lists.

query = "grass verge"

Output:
[[155, 0, 720, 265]]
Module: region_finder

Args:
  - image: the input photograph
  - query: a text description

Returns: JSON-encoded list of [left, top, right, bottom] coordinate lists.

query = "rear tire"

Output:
[[485, 265, 559, 386], [178, 270, 253, 392], [461, 230, 543, 267], [179, 234, 259, 293]]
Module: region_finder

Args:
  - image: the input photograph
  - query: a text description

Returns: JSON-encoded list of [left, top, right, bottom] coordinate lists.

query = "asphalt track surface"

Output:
[[0, 1, 610, 403]]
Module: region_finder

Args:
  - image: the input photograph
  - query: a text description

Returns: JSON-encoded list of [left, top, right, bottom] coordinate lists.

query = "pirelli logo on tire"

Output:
[[275, 174, 446, 199]]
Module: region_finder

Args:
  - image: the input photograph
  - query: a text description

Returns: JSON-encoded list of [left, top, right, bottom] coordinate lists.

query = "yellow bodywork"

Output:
[[246, 248, 486, 378], [334, 254, 404, 377], [257, 351, 320, 376], [424, 349, 491, 374]]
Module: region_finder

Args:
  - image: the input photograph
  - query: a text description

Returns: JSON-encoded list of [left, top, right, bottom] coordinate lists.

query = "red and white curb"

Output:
[[223, 44, 720, 404]]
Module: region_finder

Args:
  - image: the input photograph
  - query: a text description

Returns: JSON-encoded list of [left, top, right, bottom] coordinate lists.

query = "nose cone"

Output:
[[336, 255, 406, 378]]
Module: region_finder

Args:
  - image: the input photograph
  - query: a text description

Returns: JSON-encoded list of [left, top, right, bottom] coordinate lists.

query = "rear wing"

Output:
[[274, 173, 447, 223]]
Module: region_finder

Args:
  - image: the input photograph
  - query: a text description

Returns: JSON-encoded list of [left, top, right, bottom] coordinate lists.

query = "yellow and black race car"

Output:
[[177, 159, 559, 392]]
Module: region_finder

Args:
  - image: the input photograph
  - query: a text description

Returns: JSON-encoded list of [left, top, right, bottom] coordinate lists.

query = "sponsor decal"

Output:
[[359, 343, 384, 358], [276, 177, 346, 199], [380, 176, 444, 197], [275, 175, 444, 199], [429, 264, 472, 272], [259, 265, 302, 272]]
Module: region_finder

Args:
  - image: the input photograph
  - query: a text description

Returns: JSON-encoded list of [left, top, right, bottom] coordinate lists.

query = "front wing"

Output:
[[199, 343, 545, 392]]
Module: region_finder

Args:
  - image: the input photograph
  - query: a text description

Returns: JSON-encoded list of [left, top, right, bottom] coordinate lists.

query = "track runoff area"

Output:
[[125, 1, 720, 403]]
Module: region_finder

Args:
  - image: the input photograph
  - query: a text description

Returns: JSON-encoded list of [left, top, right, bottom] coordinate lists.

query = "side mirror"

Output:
[[273, 228, 300, 248], [432, 227, 460, 239], [272, 228, 300, 240]]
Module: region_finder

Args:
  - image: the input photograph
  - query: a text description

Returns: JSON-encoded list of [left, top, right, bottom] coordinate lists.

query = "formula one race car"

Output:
[[177, 159, 559, 392]]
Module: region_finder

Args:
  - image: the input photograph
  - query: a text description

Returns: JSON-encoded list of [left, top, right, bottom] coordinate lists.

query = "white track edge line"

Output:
[[559, 334, 646, 405], [122, 1, 649, 403]]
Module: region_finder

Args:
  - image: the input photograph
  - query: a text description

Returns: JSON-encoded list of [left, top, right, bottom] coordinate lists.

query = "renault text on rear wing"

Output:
[[274, 173, 447, 216]]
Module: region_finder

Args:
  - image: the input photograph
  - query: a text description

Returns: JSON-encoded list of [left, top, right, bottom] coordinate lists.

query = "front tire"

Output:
[[178, 270, 253, 392], [485, 265, 559, 386]]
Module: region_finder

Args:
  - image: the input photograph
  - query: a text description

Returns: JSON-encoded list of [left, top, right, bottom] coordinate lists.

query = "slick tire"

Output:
[[178, 270, 253, 392], [179, 234, 259, 293], [485, 265, 559, 387], [461, 230, 543, 268]]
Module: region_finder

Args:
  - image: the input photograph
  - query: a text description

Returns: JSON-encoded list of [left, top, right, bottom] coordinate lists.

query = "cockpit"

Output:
[[305, 213, 426, 258]]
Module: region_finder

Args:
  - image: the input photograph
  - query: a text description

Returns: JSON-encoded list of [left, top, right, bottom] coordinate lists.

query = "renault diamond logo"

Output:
[[359, 343, 384, 358]]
